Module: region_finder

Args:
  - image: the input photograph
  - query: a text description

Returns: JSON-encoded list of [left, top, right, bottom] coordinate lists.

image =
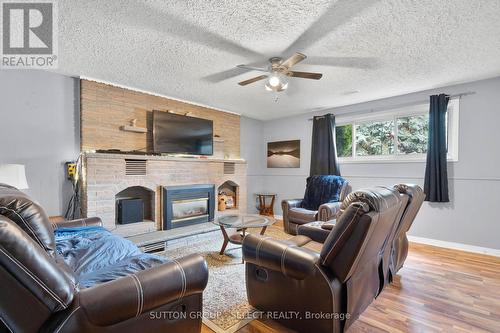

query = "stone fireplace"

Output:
[[82, 152, 247, 237]]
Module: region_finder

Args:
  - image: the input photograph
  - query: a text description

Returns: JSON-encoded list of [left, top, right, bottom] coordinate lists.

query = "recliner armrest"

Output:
[[282, 199, 303, 210], [243, 234, 319, 280], [53, 217, 103, 229], [297, 224, 330, 243], [78, 254, 208, 326], [282, 199, 305, 234], [318, 202, 342, 221]]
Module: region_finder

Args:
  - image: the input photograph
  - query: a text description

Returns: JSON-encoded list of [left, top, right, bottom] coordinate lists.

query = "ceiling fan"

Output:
[[236, 53, 322, 92]]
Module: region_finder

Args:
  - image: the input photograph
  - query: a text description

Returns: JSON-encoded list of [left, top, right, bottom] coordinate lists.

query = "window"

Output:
[[335, 124, 352, 157], [355, 119, 395, 156], [335, 100, 459, 162], [396, 115, 428, 154]]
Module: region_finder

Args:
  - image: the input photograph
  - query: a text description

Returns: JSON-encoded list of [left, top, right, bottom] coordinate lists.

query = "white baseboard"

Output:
[[408, 236, 500, 257], [274, 214, 283, 220]]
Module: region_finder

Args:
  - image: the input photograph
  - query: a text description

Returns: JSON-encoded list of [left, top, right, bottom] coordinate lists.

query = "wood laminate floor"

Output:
[[202, 240, 500, 333]]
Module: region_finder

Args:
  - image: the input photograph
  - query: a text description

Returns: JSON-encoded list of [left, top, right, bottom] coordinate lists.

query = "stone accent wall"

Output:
[[80, 80, 240, 159], [83, 153, 247, 236]]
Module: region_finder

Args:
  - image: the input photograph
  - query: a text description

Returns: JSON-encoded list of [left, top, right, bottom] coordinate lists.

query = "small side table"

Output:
[[256, 193, 277, 217]]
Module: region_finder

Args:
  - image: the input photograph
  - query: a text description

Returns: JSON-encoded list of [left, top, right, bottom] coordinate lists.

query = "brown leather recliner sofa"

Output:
[[243, 186, 409, 333], [390, 184, 425, 277], [298, 184, 425, 286], [282, 175, 351, 235], [0, 184, 208, 333]]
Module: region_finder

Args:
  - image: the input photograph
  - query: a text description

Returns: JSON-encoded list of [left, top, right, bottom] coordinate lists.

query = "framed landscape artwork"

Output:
[[267, 140, 300, 168]]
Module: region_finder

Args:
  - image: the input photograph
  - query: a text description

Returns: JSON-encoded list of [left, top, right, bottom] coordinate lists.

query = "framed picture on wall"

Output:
[[267, 140, 300, 168]]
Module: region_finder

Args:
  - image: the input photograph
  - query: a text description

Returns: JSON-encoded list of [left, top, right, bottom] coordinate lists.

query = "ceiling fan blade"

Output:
[[236, 64, 268, 72], [287, 71, 323, 80], [306, 56, 380, 69], [281, 53, 307, 69], [282, 0, 378, 55], [238, 75, 268, 86]]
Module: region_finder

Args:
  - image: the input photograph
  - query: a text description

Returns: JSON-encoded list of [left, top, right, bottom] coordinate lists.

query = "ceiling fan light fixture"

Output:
[[236, 52, 321, 91], [265, 72, 288, 92], [268, 75, 280, 87]]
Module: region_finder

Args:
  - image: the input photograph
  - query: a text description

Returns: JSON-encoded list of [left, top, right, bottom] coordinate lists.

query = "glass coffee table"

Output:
[[213, 214, 276, 255]]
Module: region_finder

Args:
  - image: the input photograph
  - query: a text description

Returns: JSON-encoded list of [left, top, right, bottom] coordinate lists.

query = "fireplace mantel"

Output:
[[82, 152, 247, 237], [84, 152, 246, 164]]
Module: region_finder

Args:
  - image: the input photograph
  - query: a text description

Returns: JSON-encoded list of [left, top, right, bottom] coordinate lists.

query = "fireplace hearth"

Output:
[[163, 184, 215, 229]]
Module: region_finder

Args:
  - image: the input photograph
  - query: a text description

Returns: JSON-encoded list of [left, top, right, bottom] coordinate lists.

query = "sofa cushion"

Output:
[[55, 226, 169, 288], [302, 175, 346, 211], [0, 185, 56, 256], [288, 207, 318, 224]]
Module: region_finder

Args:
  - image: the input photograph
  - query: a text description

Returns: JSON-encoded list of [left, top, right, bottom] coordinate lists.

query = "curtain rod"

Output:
[[308, 91, 475, 121]]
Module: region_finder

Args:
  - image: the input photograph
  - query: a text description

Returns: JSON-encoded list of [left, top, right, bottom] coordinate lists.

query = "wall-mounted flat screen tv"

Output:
[[153, 111, 213, 155]]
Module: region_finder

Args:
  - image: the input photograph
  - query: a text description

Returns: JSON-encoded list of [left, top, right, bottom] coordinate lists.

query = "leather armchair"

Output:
[[244, 187, 404, 333], [282, 176, 351, 235], [0, 187, 209, 333]]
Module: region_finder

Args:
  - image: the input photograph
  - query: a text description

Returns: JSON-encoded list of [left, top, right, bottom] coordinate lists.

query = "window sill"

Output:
[[339, 156, 458, 164]]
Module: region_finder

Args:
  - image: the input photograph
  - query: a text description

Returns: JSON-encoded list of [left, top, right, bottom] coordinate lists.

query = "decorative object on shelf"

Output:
[[256, 193, 277, 217], [120, 118, 147, 133], [167, 110, 193, 116], [218, 194, 227, 211], [225, 195, 235, 209], [0, 164, 29, 189], [213, 134, 225, 143], [267, 140, 300, 168]]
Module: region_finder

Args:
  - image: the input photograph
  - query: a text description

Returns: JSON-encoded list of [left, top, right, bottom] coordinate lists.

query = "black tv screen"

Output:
[[153, 111, 213, 155]]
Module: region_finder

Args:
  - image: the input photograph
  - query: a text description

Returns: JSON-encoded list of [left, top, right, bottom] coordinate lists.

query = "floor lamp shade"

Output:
[[0, 164, 29, 189]]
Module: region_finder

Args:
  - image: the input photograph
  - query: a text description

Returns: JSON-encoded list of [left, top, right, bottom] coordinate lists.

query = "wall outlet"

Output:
[[66, 162, 77, 180]]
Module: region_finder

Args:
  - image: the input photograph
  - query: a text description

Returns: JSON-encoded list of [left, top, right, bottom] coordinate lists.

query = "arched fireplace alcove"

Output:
[[217, 180, 239, 210], [115, 186, 155, 224]]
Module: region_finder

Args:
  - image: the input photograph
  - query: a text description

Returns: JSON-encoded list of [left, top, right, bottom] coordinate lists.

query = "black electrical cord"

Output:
[[64, 154, 83, 220]]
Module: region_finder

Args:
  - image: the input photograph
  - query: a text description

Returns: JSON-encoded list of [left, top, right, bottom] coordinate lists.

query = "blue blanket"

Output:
[[302, 175, 347, 211], [55, 226, 169, 288]]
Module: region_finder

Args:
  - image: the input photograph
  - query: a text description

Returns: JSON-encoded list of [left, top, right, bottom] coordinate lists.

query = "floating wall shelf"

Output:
[[120, 125, 148, 133]]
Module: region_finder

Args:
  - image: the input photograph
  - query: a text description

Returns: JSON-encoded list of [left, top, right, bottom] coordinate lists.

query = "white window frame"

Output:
[[337, 99, 459, 163]]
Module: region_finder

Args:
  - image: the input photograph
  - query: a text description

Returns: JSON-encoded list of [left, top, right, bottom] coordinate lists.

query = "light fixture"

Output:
[[0, 164, 29, 189], [265, 71, 288, 92]]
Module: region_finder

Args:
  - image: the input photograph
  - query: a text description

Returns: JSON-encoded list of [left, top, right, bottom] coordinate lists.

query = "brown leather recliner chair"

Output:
[[0, 185, 208, 333], [243, 187, 405, 333], [282, 175, 351, 235]]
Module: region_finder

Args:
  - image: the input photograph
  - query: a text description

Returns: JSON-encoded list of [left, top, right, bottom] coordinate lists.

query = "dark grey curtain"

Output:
[[424, 94, 450, 202], [310, 113, 340, 176]]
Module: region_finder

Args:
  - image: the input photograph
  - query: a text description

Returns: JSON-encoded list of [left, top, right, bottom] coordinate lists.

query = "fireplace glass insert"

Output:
[[163, 184, 215, 229]]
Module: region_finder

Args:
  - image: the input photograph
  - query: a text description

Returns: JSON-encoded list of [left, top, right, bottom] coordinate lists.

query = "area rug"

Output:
[[160, 225, 290, 333]]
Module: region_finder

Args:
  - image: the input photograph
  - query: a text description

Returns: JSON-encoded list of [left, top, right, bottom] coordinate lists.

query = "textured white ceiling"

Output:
[[56, 0, 500, 120]]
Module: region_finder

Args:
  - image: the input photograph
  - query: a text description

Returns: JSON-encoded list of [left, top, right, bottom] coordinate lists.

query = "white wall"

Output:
[[240, 116, 264, 213], [0, 70, 80, 216], [241, 77, 500, 250]]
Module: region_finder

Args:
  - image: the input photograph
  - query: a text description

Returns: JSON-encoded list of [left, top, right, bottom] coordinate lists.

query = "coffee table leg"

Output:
[[260, 226, 267, 235], [219, 225, 229, 255]]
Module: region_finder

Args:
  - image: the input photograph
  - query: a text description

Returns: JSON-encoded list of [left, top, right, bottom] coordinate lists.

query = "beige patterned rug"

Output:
[[161, 225, 290, 333]]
